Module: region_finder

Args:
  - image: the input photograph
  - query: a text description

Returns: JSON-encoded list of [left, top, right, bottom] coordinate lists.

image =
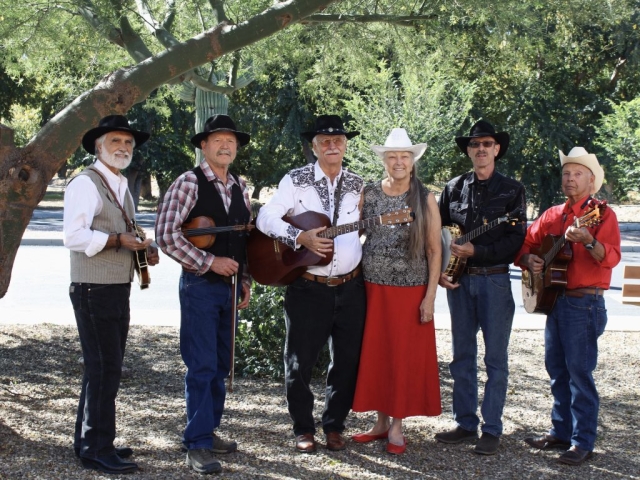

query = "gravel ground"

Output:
[[1, 325, 638, 480]]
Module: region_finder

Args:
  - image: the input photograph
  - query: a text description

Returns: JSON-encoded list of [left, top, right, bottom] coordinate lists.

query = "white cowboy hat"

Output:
[[371, 128, 427, 163], [559, 146, 604, 194]]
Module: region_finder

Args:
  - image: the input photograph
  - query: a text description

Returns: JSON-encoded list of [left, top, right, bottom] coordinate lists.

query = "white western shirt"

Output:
[[256, 161, 363, 277]]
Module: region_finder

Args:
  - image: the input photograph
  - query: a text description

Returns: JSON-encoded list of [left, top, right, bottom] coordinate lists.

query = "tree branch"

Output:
[[209, 0, 229, 24], [136, 0, 181, 49], [76, 0, 125, 47], [303, 13, 437, 26], [162, 0, 177, 31], [2, 0, 339, 299]]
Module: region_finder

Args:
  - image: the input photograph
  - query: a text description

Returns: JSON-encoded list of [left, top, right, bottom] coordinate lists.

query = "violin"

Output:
[[181, 216, 254, 249]]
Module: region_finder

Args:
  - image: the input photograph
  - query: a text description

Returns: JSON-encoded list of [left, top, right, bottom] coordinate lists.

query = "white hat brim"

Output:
[[370, 144, 428, 162]]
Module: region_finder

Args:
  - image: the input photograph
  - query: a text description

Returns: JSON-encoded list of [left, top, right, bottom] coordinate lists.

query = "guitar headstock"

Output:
[[578, 200, 607, 228], [497, 208, 526, 226], [380, 208, 414, 225]]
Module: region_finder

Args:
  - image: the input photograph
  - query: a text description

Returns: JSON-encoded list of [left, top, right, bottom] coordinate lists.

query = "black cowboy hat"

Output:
[[82, 115, 151, 155], [300, 115, 360, 142], [455, 120, 510, 160], [190, 115, 251, 149]]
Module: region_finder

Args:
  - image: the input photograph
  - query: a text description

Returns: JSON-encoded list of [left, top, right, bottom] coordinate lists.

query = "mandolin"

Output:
[[133, 222, 150, 290]]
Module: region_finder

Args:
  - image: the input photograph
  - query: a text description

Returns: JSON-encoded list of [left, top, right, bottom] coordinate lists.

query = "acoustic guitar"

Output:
[[521, 200, 606, 314], [441, 209, 525, 284], [247, 208, 414, 286]]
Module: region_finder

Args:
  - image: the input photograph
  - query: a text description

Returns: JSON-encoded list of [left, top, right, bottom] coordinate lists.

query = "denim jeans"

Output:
[[179, 272, 236, 450], [70, 282, 131, 458], [446, 272, 514, 437], [283, 275, 366, 436], [546, 293, 607, 451]]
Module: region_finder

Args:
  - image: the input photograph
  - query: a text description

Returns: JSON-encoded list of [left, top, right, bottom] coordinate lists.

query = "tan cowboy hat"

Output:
[[371, 128, 427, 163], [559, 147, 604, 194]]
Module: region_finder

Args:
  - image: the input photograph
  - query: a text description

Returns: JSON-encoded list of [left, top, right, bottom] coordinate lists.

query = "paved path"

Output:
[[2, 210, 638, 330]]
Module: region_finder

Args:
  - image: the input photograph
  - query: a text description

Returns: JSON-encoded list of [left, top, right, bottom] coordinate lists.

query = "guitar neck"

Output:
[[456, 217, 504, 245], [544, 235, 567, 265], [319, 215, 387, 239]]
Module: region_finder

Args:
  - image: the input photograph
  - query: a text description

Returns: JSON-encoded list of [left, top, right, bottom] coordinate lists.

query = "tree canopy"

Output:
[[1, 0, 639, 296]]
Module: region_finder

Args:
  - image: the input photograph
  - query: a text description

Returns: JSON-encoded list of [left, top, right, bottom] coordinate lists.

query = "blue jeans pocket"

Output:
[[487, 273, 511, 291], [595, 306, 607, 336]]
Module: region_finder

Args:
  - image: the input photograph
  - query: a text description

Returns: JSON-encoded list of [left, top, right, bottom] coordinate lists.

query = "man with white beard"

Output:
[[63, 115, 159, 474]]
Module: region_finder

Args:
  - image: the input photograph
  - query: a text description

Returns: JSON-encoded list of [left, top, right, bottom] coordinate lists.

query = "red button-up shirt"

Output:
[[515, 196, 621, 289]]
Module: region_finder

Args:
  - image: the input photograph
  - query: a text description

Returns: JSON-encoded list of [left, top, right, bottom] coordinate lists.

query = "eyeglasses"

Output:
[[468, 140, 496, 149], [317, 137, 346, 147]]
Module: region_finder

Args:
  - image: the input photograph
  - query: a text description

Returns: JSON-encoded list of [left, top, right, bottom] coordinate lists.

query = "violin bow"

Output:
[[228, 270, 238, 393]]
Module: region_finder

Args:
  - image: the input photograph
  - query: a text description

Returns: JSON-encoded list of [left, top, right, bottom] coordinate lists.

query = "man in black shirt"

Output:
[[435, 120, 526, 455]]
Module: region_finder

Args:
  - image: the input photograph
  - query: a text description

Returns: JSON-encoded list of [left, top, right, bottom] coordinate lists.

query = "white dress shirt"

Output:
[[257, 161, 363, 276], [63, 160, 132, 257]]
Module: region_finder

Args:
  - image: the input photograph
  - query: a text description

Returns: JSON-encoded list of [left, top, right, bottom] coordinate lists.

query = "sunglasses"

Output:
[[468, 140, 496, 149]]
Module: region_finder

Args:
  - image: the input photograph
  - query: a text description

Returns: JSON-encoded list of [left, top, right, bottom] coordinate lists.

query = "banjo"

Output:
[[441, 209, 524, 284]]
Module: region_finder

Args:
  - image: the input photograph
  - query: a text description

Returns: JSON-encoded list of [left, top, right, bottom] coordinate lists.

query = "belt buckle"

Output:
[[326, 276, 340, 287]]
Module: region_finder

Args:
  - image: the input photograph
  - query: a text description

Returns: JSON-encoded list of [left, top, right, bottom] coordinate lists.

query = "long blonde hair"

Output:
[[406, 164, 428, 260]]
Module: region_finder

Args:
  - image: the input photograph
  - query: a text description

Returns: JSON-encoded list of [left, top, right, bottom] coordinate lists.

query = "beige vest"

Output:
[[70, 168, 135, 283]]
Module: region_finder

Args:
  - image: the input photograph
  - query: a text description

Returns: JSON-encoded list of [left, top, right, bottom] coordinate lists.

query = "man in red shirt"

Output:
[[515, 147, 621, 466]]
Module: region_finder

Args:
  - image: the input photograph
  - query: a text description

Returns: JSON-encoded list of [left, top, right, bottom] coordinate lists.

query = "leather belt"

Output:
[[301, 266, 362, 287], [562, 287, 604, 298], [465, 266, 509, 276]]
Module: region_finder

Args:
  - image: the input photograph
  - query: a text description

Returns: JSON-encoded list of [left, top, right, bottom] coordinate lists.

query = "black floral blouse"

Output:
[[362, 182, 428, 286]]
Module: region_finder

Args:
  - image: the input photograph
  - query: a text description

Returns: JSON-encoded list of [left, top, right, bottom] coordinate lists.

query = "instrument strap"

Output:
[[332, 173, 345, 227], [88, 166, 135, 232]]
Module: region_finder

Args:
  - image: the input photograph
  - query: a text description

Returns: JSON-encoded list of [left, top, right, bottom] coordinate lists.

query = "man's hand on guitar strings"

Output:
[[298, 226, 334, 257], [450, 241, 475, 259], [119, 232, 152, 251], [522, 253, 544, 275]]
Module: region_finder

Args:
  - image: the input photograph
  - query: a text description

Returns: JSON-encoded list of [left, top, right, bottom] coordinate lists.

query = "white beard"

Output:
[[100, 149, 132, 170]]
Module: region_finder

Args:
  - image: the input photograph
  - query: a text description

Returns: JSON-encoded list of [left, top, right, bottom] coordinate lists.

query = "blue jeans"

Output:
[[545, 293, 607, 451], [70, 282, 131, 458], [446, 272, 514, 437], [179, 272, 236, 450]]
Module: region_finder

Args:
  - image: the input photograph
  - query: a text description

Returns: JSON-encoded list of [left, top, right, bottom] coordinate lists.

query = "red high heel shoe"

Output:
[[351, 430, 389, 443]]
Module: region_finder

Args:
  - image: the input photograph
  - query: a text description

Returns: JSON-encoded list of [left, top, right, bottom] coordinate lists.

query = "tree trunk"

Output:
[[0, 0, 337, 298]]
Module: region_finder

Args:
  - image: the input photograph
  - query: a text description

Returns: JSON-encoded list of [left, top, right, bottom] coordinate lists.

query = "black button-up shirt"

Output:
[[438, 171, 526, 267]]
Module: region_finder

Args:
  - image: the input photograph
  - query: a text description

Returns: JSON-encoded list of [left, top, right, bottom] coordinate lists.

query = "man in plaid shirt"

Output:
[[156, 115, 252, 475]]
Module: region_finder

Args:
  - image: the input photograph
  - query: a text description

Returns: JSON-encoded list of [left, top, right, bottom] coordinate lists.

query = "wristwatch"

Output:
[[584, 236, 597, 250]]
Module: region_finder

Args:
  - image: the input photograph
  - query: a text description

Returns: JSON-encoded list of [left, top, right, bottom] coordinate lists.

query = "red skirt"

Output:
[[352, 282, 441, 418]]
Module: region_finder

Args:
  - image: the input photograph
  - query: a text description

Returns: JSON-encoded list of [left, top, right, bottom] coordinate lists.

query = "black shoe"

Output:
[[80, 453, 138, 474], [186, 449, 223, 474], [435, 426, 478, 444], [74, 446, 134, 458], [474, 433, 500, 455], [524, 434, 571, 450], [558, 446, 593, 466]]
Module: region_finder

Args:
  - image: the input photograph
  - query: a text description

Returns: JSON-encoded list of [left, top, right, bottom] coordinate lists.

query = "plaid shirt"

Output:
[[155, 161, 252, 283]]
